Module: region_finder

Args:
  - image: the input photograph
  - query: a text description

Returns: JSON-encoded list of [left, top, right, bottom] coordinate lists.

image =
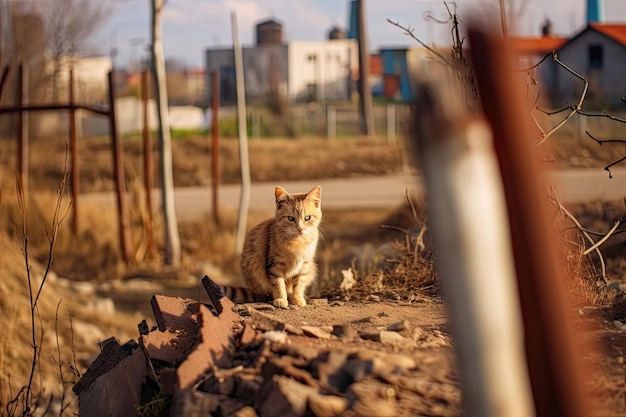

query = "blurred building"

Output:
[[538, 22, 626, 108], [205, 19, 357, 105]]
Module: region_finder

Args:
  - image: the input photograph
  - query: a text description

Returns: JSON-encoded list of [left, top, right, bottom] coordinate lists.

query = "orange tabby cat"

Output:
[[225, 185, 322, 308]]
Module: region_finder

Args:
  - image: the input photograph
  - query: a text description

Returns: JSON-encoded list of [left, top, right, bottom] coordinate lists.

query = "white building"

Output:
[[205, 37, 357, 105]]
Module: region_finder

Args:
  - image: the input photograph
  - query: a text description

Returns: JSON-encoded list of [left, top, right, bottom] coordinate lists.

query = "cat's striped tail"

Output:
[[222, 286, 264, 303], [201, 275, 269, 307]]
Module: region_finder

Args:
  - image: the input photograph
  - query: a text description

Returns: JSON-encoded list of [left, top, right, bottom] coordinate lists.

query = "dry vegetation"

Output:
[[1, 129, 626, 414]]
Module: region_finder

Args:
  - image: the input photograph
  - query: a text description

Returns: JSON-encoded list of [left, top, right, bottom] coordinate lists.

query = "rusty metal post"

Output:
[[141, 69, 155, 257], [409, 73, 533, 417], [468, 27, 592, 417], [69, 68, 79, 234], [16, 63, 28, 199], [107, 70, 131, 264], [0, 65, 10, 99], [210, 69, 220, 225]]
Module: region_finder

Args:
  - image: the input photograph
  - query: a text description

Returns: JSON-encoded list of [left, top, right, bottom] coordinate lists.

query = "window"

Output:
[[589, 45, 604, 70]]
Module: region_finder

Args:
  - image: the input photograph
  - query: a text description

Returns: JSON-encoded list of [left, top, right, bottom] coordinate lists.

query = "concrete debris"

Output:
[[74, 286, 460, 416], [75, 339, 147, 417]]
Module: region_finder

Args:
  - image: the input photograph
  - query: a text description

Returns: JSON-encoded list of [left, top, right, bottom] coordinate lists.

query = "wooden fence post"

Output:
[[211, 69, 220, 225], [326, 105, 336, 140], [69, 68, 79, 234], [142, 69, 155, 258], [16, 63, 28, 199], [232, 10, 251, 254], [108, 70, 131, 264]]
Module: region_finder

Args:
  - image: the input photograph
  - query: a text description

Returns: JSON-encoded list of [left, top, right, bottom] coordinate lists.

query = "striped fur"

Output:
[[222, 286, 271, 303], [224, 186, 322, 308]]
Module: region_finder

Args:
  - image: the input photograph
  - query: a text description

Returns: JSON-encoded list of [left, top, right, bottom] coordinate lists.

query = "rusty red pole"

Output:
[[468, 26, 592, 417], [108, 70, 131, 264], [141, 69, 155, 257], [69, 68, 79, 234], [210, 69, 220, 225], [16, 63, 27, 199]]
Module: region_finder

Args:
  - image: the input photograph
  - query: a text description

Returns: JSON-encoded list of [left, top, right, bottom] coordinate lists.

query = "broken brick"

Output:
[[73, 337, 138, 395], [77, 345, 147, 417], [140, 328, 196, 366], [168, 298, 240, 393], [239, 321, 264, 346], [151, 294, 200, 334]]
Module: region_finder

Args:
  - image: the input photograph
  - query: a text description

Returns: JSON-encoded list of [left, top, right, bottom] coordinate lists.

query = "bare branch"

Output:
[[386, 19, 451, 66], [550, 188, 607, 284], [582, 219, 621, 256], [533, 52, 588, 148]]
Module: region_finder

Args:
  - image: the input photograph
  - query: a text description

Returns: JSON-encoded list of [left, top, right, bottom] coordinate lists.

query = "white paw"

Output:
[[292, 297, 307, 307], [273, 298, 289, 309]]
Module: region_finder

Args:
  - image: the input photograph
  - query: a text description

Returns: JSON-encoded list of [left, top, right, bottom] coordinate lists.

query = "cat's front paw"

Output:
[[273, 298, 289, 309], [292, 296, 307, 307]]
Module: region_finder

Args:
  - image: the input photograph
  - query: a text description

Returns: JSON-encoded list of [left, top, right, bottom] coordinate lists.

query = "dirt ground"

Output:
[[2, 133, 626, 415]]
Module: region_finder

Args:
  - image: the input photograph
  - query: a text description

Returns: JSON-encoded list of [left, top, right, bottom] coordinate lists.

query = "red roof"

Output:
[[509, 36, 567, 55], [589, 23, 626, 47]]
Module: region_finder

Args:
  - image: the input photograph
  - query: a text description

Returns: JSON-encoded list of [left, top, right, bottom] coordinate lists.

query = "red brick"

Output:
[[171, 298, 240, 392], [140, 328, 196, 366], [151, 294, 200, 334]]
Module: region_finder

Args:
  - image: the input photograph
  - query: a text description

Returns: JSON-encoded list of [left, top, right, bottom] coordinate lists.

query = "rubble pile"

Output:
[[73, 276, 460, 416]]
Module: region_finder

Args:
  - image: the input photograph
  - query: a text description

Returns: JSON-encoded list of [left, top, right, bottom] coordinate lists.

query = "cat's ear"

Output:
[[275, 186, 289, 206], [307, 186, 322, 208]]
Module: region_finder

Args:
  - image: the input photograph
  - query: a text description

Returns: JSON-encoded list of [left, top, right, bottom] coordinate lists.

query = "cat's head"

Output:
[[274, 186, 322, 239]]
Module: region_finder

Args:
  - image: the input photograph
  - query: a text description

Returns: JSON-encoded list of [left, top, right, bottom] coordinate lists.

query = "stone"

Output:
[[307, 393, 349, 417], [386, 320, 409, 332], [256, 375, 318, 417], [331, 325, 359, 340], [301, 326, 332, 339], [246, 305, 303, 335], [379, 331, 416, 348]]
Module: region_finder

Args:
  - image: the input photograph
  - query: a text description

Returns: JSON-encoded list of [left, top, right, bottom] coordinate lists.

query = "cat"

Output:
[[224, 185, 322, 308]]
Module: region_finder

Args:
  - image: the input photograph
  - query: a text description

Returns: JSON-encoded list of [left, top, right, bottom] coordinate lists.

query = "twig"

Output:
[[582, 219, 621, 256], [13, 141, 71, 415], [550, 188, 607, 284], [534, 52, 588, 148], [386, 19, 451, 66], [519, 51, 554, 71]]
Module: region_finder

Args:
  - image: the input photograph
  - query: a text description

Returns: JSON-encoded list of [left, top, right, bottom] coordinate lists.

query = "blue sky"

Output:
[[91, 0, 626, 68]]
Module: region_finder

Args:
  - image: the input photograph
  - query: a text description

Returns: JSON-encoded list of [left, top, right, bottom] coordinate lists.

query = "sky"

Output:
[[90, 0, 626, 69]]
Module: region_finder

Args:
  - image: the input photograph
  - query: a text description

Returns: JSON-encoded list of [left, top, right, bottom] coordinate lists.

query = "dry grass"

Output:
[[0, 164, 138, 415], [1, 129, 626, 414], [0, 135, 405, 194]]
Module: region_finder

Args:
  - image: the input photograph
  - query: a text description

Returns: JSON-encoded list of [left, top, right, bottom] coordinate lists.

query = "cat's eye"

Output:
[[304, 215, 311, 221], [287, 216, 295, 222]]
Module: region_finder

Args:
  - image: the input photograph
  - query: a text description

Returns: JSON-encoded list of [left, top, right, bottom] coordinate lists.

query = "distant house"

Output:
[[205, 40, 357, 105], [509, 35, 567, 68], [538, 23, 626, 108], [378, 47, 434, 102], [205, 19, 357, 105]]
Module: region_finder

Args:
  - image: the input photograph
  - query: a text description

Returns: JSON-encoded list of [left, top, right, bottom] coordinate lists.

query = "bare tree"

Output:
[[42, 0, 113, 99]]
